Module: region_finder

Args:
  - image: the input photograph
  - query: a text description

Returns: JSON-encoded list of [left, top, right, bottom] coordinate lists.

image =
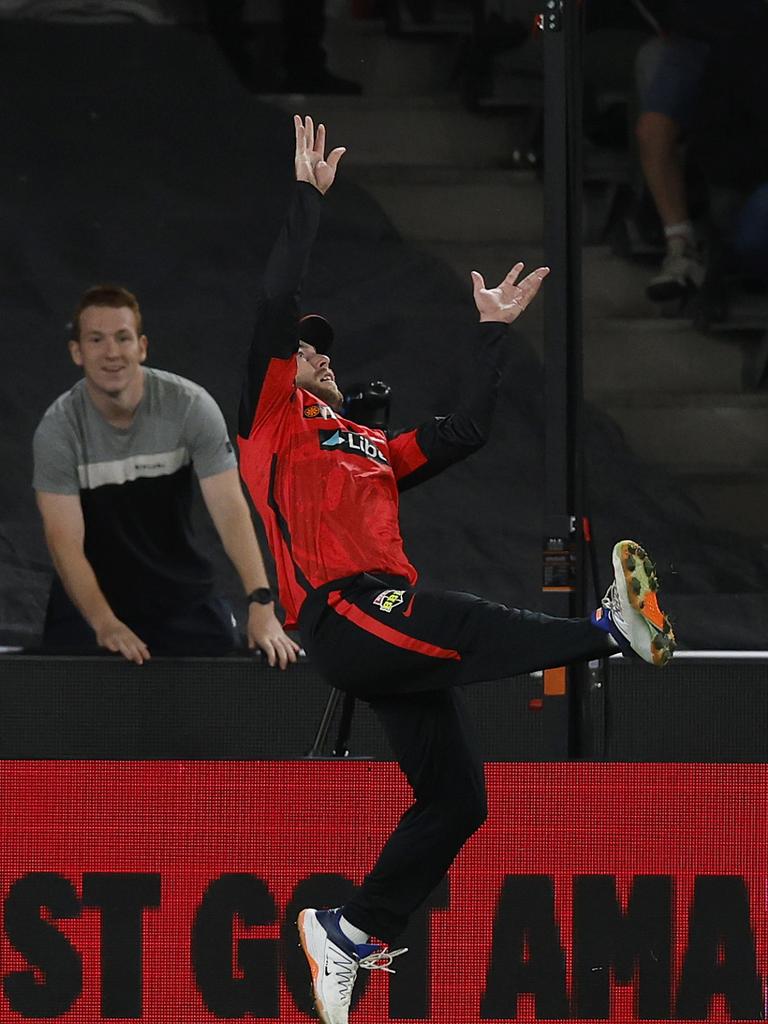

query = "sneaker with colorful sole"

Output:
[[593, 540, 676, 666], [297, 908, 406, 1024]]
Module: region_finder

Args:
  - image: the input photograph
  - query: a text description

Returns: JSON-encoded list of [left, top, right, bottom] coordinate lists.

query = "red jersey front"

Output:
[[239, 354, 425, 628]]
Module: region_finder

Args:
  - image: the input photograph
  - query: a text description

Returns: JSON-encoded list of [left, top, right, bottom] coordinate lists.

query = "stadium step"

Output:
[[584, 319, 748, 396], [595, 392, 768, 472], [346, 166, 542, 243], [267, 93, 537, 169]]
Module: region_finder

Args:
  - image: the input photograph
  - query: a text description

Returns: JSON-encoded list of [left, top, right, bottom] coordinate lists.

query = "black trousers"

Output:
[[299, 572, 613, 941]]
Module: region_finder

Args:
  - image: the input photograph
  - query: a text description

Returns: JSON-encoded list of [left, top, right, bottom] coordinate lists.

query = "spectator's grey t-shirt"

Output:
[[33, 367, 237, 621]]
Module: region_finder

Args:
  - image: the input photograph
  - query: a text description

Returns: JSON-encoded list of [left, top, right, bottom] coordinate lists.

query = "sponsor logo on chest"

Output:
[[318, 429, 389, 466]]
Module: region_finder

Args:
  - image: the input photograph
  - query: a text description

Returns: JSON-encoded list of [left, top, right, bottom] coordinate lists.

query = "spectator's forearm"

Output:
[[46, 540, 117, 631], [211, 503, 272, 596]]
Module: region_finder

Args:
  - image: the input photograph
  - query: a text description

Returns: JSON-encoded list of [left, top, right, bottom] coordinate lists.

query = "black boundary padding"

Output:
[[3, 655, 767, 762], [0, 656, 551, 761]]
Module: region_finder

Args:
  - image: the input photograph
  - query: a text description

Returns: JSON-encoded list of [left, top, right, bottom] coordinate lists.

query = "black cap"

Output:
[[299, 314, 334, 355]]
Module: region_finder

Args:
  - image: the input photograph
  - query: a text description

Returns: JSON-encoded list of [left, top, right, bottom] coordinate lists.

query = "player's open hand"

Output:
[[471, 263, 550, 324], [248, 602, 301, 670], [294, 114, 346, 195]]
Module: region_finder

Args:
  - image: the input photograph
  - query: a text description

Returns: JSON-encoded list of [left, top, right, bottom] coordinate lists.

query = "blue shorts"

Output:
[[733, 184, 768, 278], [638, 34, 710, 129]]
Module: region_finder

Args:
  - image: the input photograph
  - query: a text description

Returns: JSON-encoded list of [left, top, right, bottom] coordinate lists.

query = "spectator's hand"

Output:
[[472, 263, 550, 323], [248, 603, 301, 669], [93, 615, 150, 665], [294, 114, 346, 195]]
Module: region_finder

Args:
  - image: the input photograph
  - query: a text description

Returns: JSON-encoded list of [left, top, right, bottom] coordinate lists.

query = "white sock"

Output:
[[339, 915, 370, 945], [664, 221, 693, 243]]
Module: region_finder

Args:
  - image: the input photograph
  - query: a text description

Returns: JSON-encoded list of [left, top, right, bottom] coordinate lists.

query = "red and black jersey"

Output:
[[238, 182, 509, 629], [239, 356, 426, 627]]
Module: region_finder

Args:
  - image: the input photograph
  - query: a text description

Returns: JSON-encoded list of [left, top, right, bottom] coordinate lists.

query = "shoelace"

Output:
[[602, 581, 618, 612], [358, 946, 408, 974], [326, 945, 409, 1005]]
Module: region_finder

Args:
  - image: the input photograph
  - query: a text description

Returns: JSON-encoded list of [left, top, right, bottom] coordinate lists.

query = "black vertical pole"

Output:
[[539, 0, 585, 757]]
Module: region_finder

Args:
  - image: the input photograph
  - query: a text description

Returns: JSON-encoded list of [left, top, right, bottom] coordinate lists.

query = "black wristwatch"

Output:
[[247, 587, 274, 605]]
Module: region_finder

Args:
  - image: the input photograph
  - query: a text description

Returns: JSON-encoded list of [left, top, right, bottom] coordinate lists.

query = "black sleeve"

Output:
[[389, 321, 508, 491], [238, 181, 323, 438]]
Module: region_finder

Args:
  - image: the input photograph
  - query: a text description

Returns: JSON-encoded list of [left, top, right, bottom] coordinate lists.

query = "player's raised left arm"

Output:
[[389, 262, 549, 489]]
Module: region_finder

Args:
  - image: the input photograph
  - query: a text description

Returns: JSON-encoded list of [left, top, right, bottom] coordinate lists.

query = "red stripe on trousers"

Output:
[[327, 591, 461, 661]]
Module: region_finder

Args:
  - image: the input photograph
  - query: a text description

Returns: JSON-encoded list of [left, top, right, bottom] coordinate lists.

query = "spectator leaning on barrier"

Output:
[[634, 0, 768, 304], [33, 284, 299, 668]]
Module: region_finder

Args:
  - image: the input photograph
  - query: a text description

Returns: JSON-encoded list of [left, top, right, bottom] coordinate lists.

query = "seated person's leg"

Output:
[[732, 183, 768, 280], [635, 35, 710, 301]]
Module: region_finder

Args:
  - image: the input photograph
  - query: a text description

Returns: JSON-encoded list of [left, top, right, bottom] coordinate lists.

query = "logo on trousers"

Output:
[[373, 589, 405, 613]]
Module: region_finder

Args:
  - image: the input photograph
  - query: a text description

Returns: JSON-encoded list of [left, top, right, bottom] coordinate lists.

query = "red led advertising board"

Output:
[[1, 761, 767, 1022]]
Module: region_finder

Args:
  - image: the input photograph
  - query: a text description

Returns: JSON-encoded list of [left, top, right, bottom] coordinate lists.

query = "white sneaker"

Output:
[[646, 236, 706, 303], [594, 540, 675, 666], [297, 908, 407, 1024]]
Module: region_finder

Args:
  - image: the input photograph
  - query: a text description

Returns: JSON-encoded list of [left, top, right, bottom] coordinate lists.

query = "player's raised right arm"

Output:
[[238, 115, 346, 438]]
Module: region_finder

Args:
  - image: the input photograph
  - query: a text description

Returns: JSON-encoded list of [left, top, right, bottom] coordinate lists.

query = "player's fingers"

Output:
[[294, 114, 304, 151], [520, 265, 549, 288], [502, 262, 525, 287], [470, 270, 486, 294], [326, 147, 346, 172], [315, 122, 326, 157], [517, 266, 550, 302], [305, 114, 314, 152]]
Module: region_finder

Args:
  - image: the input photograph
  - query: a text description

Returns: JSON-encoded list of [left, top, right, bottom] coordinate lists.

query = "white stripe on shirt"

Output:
[[77, 447, 190, 489]]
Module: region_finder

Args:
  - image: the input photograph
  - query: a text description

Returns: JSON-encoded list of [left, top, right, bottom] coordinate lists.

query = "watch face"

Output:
[[250, 588, 273, 605]]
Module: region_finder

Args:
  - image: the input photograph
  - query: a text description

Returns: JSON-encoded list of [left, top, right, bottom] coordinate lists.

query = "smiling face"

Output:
[[295, 340, 343, 410], [69, 305, 148, 403]]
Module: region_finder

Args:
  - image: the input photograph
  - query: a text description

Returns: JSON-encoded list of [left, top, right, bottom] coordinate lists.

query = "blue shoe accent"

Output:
[[590, 607, 610, 633], [315, 909, 379, 961], [591, 607, 637, 660]]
